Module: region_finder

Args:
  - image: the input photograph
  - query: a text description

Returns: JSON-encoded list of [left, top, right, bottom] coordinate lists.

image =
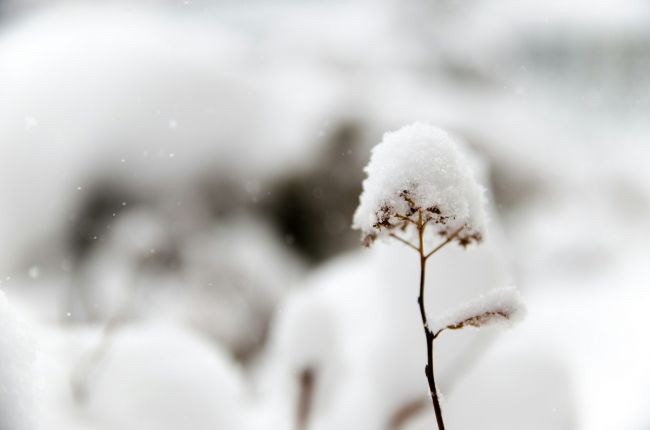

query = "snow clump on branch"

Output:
[[352, 122, 487, 247], [432, 286, 526, 335]]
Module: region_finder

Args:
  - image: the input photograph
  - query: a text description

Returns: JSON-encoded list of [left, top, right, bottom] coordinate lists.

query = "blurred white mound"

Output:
[[0, 1, 335, 273], [0, 291, 37, 430], [38, 320, 250, 430]]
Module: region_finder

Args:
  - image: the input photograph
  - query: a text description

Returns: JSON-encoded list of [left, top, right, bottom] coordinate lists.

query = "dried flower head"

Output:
[[352, 122, 487, 247], [432, 286, 526, 335]]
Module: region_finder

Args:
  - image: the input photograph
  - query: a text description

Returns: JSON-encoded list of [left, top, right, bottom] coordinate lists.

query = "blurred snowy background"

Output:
[[0, 0, 649, 429]]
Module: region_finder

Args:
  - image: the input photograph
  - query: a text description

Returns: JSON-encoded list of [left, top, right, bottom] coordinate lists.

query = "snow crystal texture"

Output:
[[432, 286, 525, 333], [353, 122, 487, 245], [0, 292, 36, 430]]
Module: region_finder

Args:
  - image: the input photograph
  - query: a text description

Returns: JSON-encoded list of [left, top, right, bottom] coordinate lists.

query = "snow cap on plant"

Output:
[[353, 122, 487, 247], [432, 286, 526, 335]]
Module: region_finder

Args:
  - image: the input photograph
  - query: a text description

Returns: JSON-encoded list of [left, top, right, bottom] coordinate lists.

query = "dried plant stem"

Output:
[[387, 397, 427, 430], [297, 367, 315, 430], [389, 233, 418, 251], [70, 312, 124, 404], [387, 212, 464, 429], [71, 272, 142, 404], [424, 226, 464, 260], [415, 210, 458, 430]]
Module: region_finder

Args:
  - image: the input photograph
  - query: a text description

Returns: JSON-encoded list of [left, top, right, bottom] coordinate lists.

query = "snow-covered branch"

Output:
[[433, 286, 526, 336]]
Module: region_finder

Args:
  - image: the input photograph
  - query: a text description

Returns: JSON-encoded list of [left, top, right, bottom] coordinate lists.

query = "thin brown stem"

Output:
[[387, 397, 427, 430], [71, 269, 142, 404], [389, 233, 419, 251], [424, 226, 464, 260], [396, 214, 418, 225], [416, 209, 446, 430], [387, 211, 462, 428], [297, 367, 315, 430]]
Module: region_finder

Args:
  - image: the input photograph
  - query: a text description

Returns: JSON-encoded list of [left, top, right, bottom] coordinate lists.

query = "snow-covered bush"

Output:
[[353, 122, 525, 429]]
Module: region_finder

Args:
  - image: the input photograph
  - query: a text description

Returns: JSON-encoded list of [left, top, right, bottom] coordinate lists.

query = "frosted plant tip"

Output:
[[352, 122, 487, 247]]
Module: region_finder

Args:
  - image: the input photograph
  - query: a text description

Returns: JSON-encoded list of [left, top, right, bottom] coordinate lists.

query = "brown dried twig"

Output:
[[297, 368, 316, 430]]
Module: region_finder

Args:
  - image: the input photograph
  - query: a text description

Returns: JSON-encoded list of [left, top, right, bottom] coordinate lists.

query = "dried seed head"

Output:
[[432, 286, 526, 334], [446, 310, 510, 330], [353, 122, 487, 247]]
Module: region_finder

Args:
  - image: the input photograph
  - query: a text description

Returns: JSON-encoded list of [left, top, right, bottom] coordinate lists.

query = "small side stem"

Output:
[[424, 226, 464, 260], [389, 233, 419, 251], [416, 210, 446, 430]]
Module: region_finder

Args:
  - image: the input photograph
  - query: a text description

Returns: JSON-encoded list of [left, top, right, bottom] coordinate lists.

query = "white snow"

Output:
[[35, 320, 249, 430], [86, 321, 249, 430], [0, 0, 648, 429], [0, 291, 37, 430], [353, 122, 487, 246], [258, 224, 515, 430], [432, 286, 526, 334], [0, 1, 337, 274]]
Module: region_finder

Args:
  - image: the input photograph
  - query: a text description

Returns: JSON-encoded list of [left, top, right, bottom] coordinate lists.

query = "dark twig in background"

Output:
[[297, 367, 316, 430]]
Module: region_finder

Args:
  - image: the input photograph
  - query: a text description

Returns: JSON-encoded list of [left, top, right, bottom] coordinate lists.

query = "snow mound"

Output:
[[86, 321, 249, 430], [0, 291, 37, 430]]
